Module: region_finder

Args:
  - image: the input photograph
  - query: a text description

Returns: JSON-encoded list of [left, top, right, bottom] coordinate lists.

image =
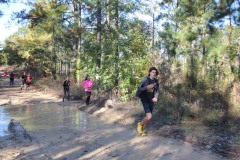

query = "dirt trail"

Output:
[[0, 78, 227, 160]]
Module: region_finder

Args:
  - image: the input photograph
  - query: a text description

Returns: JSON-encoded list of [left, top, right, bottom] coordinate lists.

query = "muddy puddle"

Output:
[[0, 103, 101, 136], [0, 106, 11, 136]]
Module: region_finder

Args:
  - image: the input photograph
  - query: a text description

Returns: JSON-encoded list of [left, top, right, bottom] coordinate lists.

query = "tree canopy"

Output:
[[1, 0, 239, 102]]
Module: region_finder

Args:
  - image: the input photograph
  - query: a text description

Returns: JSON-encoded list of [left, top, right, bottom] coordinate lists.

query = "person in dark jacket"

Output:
[[63, 77, 71, 101], [20, 72, 26, 90], [136, 67, 160, 136], [9, 72, 15, 87]]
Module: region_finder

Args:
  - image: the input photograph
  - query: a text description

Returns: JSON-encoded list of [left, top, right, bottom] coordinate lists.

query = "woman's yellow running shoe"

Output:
[[137, 122, 143, 134], [141, 130, 146, 137]]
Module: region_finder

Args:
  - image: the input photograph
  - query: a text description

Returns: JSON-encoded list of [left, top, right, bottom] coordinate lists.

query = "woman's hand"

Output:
[[152, 97, 157, 103]]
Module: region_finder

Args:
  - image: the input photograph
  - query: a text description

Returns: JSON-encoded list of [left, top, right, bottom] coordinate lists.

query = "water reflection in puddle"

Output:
[[0, 107, 11, 136], [0, 104, 100, 136]]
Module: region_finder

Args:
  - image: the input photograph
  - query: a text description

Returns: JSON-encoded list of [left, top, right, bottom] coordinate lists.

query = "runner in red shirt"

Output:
[[3, 71, 7, 79]]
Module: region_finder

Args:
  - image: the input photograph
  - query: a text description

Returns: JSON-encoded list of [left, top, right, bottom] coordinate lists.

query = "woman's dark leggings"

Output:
[[63, 88, 70, 101], [86, 91, 91, 105]]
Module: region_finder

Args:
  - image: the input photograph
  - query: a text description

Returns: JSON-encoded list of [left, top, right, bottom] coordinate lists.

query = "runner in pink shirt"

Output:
[[81, 75, 94, 105]]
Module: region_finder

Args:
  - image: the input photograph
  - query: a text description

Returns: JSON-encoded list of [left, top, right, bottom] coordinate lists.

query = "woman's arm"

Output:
[[137, 77, 148, 92]]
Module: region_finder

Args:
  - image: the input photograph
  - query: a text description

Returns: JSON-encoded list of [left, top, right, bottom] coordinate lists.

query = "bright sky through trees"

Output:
[[0, 1, 153, 45], [0, 2, 28, 43]]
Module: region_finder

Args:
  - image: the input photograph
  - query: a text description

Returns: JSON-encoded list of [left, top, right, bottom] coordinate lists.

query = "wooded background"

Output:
[[0, 0, 239, 106]]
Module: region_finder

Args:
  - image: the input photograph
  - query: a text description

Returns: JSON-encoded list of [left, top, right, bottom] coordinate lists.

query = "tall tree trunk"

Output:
[[106, 0, 110, 36], [201, 4, 207, 80], [96, 0, 102, 70], [228, 14, 235, 75], [96, 0, 102, 92], [114, 0, 119, 96], [76, 3, 82, 82], [202, 45, 206, 80], [152, 13, 155, 48], [189, 41, 197, 88], [73, 1, 79, 59], [52, 25, 57, 79], [72, 0, 82, 82]]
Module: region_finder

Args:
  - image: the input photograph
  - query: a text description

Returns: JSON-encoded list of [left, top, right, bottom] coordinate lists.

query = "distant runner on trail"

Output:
[[3, 70, 7, 79], [82, 75, 94, 106], [25, 73, 32, 90], [9, 72, 15, 87], [63, 77, 71, 102], [20, 72, 26, 90], [136, 67, 160, 136]]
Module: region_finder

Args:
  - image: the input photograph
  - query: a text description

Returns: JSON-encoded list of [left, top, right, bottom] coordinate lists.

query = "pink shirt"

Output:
[[82, 79, 94, 92], [26, 74, 32, 83]]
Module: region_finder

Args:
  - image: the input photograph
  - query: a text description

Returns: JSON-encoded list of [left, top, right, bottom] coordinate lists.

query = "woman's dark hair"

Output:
[[85, 74, 89, 80], [148, 67, 159, 76]]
